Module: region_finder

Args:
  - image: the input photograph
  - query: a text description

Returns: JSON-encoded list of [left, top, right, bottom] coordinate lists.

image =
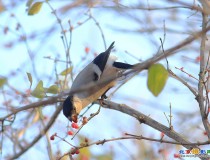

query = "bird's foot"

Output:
[[98, 98, 106, 106], [101, 94, 108, 100]]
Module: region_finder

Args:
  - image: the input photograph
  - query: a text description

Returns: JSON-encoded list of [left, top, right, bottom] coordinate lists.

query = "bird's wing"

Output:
[[70, 63, 97, 91], [72, 42, 115, 86], [70, 42, 117, 98], [92, 42, 115, 79]]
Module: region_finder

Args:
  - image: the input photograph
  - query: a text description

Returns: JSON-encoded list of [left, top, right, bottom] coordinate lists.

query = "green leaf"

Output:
[[31, 80, 45, 98], [60, 67, 73, 76], [147, 63, 168, 96], [28, 2, 43, 15], [0, 2, 5, 13], [26, 72, 33, 89], [0, 78, 7, 88], [46, 85, 58, 94]]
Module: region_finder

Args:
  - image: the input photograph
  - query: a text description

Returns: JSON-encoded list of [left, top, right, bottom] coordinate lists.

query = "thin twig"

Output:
[[58, 132, 210, 160], [169, 70, 197, 96], [169, 103, 173, 130], [175, 67, 199, 81], [55, 134, 76, 148], [88, 10, 106, 49], [71, 104, 102, 140], [9, 106, 62, 160], [102, 100, 199, 150]]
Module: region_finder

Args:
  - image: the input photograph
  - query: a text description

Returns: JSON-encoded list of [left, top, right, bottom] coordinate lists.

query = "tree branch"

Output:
[[102, 100, 198, 150], [8, 106, 62, 160], [1, 25, 210, 123], [197, 4, 210, 138], [58, 133, 210, 160]]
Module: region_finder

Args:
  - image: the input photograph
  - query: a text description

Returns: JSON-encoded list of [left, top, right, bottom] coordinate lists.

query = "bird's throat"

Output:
[[72, 96, 83, 114]]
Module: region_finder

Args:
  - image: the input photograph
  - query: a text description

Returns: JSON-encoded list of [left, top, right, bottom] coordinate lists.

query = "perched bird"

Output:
[[63, 42, 135, 122]]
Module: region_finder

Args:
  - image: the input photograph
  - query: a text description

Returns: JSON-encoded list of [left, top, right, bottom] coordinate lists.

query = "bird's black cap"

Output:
[[63, 96, 74, 121]]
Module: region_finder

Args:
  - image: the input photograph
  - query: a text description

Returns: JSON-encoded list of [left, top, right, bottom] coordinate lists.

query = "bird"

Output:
[[63, 42, 135, 122]]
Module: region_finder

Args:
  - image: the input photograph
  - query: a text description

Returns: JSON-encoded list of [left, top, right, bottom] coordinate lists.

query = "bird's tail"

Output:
[[113, 62, 134, 69]]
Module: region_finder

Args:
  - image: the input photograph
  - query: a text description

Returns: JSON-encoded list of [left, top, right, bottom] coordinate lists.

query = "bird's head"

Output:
[[62, 96, 78, 122]]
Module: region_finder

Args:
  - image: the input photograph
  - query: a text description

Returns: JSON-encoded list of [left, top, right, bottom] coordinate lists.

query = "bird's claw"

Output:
[[101, 94, 108, 99], [98, 99, 106, 106]]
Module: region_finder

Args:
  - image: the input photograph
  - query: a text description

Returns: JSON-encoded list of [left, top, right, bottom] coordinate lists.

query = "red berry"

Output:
[[82, 117, 88, 125], [70, 26, 74, 31], [71, 122, 79, 129], [71, 123, 75, 128], [68, 131, 73, 135], [75, 149, 80, 154], [70, 148, 76, 155], [195, 56, 201, 62], [50, 135, 54, 140], [85, 47, 90, 54], [75, 124, 79, 129], [160, 132, 164, 138]]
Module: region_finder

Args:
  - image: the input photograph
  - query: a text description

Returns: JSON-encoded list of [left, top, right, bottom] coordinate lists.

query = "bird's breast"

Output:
[[78, 80, 116, 110]]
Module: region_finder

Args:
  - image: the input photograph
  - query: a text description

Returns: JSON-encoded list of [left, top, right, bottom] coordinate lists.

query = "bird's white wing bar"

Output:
[[93, 42, 115, 74], [92, 63, 102, 81]]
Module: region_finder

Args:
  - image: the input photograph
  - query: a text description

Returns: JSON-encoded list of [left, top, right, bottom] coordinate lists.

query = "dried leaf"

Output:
[[94, 154, 113, 160], [28, 2, 43, 15], [18, 129, 26, 139], [60, 67, 73, 76], [32, 110, 40, 123], [78, 146, 91, 160], [0, 0, 5, 13], [59, 154, 69, 160], [26, 72, 33, 89], [147, 63, 168, 96], [0, 78, 7, 88]]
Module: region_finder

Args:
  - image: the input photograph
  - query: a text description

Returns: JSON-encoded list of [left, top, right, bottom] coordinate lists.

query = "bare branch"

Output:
[[102, 100, 199, 150], [197, 3, 210, 138], [8, 106, 62, 160]]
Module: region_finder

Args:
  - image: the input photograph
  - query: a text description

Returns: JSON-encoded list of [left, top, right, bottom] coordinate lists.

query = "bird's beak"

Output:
[[68, 113, 78, 123]]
